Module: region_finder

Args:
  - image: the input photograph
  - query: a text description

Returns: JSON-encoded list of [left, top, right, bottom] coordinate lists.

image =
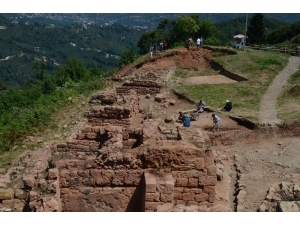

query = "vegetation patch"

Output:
[[278, 70, 300, 122], [174, 48, 289, 122]]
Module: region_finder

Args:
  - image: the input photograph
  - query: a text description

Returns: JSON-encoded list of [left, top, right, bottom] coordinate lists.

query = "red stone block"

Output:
[[207, 165, 217, 176], [187, 201, 198, 206], [188, 178, 198, 188], [208, 193, 215, 203], [182, 192, 194, 201], [48, 168, 59, 180], [198, 175, 217, 186], [195, 193, 209, 202], [95, 177, 110, 186], [173, 192, 183, 200], [203, 186, 215, 194], [176, 178, 188, 187], [160, 193, 173, 203], [145, 202, 163, 211], [90, 169, 101, 178], [145, 193, 160, 202]]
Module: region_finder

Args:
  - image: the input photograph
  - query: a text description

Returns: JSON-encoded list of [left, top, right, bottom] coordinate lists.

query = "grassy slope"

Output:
[[278, 67, 300, 122], [174, 48, 290, 122]]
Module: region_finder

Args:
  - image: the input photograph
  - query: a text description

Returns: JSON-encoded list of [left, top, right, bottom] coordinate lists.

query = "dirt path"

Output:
[[259, 56, 300, 125]]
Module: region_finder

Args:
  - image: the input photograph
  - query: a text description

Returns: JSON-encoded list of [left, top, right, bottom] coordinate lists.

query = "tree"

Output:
[[137, 31, 159, 55], [119, 47, 137, 68], [198, 19, 219, 40], [172, 15, 199, 42], [247, 13, 266, 45]]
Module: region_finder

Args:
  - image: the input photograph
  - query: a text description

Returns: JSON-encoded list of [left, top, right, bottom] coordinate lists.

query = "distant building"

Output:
[[0, 26, 7, 30], [70, 42, 76, 47]]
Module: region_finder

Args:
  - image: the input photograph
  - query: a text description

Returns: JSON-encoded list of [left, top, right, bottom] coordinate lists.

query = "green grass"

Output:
[[174, 48, 290, 122], [278, 69, 300, 122]]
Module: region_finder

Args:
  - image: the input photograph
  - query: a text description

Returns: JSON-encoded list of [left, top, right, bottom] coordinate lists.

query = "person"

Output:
[[163, 40, 167, 51], [212, 113, 221, 132], [197, 100, 206, 113], [223, 100, 232, 112], [183, 115, 191, 127], [196, 37, 201, 50], [153, 44, 156, 55], [160, 41, 163, 51], [149, 46, 153, 58], [284, 45, 287, 53]]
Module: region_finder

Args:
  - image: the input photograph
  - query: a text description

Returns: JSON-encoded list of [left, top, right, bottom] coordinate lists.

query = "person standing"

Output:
[[160, 41, 163, 51], [163, 40, 167, 51], [197, 37, 201, 50], [149, 46, 153, 58], [212, 113, 221, 132]]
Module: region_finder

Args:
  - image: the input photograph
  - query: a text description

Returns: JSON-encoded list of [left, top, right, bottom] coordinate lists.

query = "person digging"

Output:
[[212, 113, 221, 133]]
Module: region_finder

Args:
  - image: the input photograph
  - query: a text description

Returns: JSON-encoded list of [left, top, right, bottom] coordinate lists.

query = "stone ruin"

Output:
[[0, 80, 217, 212], [258, 182, 300, 212]]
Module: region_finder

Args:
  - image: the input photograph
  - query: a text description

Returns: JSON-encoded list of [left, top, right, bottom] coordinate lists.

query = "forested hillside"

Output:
[[0, 15, 143, 86], [215, 17, 288, 44]]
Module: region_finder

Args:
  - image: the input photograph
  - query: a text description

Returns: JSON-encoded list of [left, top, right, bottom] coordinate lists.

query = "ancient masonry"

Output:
[[0, 79, 217, 212]]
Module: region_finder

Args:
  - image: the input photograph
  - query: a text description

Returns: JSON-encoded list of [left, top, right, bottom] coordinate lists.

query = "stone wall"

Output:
[[86, 90, 140, 126], [116, 80, 162, 96]]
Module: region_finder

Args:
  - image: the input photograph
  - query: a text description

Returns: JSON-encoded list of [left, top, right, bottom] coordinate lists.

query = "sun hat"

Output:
[[226, 100, 229, 103]]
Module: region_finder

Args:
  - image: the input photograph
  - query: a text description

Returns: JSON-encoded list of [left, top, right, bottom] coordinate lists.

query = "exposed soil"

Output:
[[2, 46, 300, 212], [115, 46, 300, 212]]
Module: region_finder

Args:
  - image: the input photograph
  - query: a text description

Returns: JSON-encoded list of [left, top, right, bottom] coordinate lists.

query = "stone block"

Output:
[[188, 178, 198, 188], [144, 173, 156, 193], [145, 202, 163, 211], [23, 175, 35, 188], [0, 188, 14, 200], [207, 165, 217, 176], [182, 192, 194, 201], [48, 168, 59, 180], [112, 178, 123, 186], [195, 193, 209, 202], [208, 193, 215, 203], [160, 193, 173, 203], [43, 197, 59, 212], [124, 174, 140, 185], [187, 201, 198, 206], [165, 174, 174, 191], [145, 193, 160, 202], [176, 178, 188, 187], [2, 199, 14, 208], [14, 189, 27, 199], [174, 192, 183, 200], [198, 175, 217, 186], [90, 169, 101, 178], [195, 158, 205, 170], [203, 186, 215, 194], [48, 180, 59, 193]]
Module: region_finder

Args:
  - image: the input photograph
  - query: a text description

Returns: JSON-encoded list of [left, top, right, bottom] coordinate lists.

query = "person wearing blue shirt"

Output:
[[183, 115, 191, 127]]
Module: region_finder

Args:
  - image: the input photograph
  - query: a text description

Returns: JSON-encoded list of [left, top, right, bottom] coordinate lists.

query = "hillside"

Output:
[[0, 17, 143, 86], [2, 13, 300, 29], [215, 17, 288, 43], [0, 45, 300, 213]]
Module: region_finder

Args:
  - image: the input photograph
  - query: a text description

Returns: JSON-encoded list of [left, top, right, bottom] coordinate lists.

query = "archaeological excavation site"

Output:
[[1, 47, 300, 212]]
